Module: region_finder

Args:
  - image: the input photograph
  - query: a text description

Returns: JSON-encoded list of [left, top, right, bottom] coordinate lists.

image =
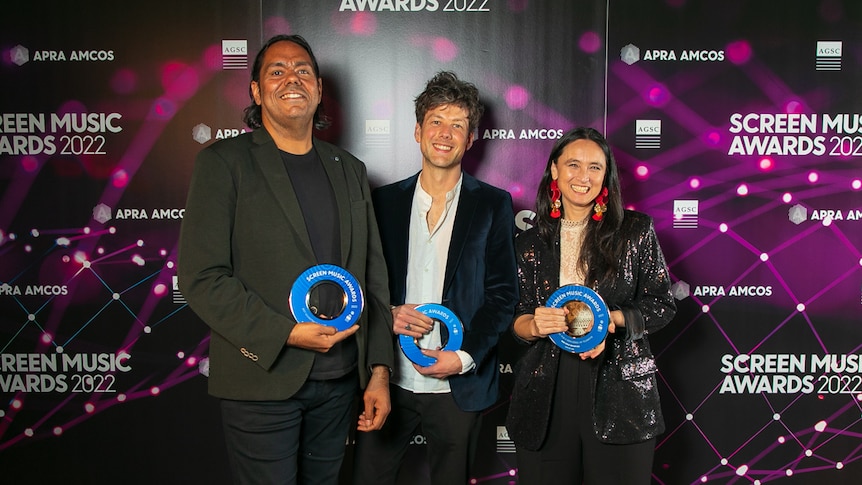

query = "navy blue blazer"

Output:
[[372, 172, 518, 412]]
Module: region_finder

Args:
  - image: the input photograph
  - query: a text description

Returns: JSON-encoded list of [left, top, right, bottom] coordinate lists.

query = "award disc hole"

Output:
[[306, 281, 347, 320], [563, 299, 594, 338]]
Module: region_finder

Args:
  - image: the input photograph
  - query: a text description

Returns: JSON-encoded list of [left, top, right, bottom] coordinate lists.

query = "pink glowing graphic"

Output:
[[703, 130, 721, 146], [736, 183, 749, 196], [110, 68, 138, 94], [153, 283, 168, 296], [111, 168, 130, 188], [160, 61, 199, 100], [645, 85, 670, 106], [635, 165, 650, 179], [725, 39, 752, 65], [505, 85, 530, 110], [758, 157, 774, 171], [150, 98, 177, 119], [203, 44, 224, 71], [432, 37, 458, 62], [579, 31, 602, 53], [807, 171, 819, 183], [689, 177, 702, 189], [21, 156, 39, 172], [784, 99, 804, 114], [351, 12, 377, 35]]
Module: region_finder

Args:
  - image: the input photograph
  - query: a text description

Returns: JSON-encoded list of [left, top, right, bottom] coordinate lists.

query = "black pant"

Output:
[[353, 385, 482, 485], [515, 353, 655, 485], [220, 373, 357, 485]]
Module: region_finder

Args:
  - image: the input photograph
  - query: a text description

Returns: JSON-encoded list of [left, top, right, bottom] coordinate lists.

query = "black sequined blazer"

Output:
[[506, 210, 676, 448]]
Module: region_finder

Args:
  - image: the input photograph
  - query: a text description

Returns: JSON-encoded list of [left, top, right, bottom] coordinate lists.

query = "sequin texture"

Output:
[[506, 210, 676, 447]]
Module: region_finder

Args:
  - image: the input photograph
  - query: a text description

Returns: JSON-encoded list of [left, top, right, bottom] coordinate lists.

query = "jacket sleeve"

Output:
[[459, 190, 519, 367], [355, 160, 395, 376], [177, 145, 293, 371], [617, 215, 676, 341]]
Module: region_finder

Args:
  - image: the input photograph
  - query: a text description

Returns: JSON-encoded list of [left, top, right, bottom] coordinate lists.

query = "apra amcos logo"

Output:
[[9, 45, 29, 66], [620, 43, 724, 63], [193, 123, 247, 144]]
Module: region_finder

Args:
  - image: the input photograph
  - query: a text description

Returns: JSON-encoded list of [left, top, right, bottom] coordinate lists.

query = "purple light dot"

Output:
[[852, 179, 862, 190], [110, 68, 138, 94], [154, 283, 167, 296], [737, 184, 749, 196], [703, 130, 721, 146], [725, 40, 752, 65], [151, 98, 177, 119], [111, 169, 129, 188], [505, 85, 530, 110], [351, 12, 377, 35], [689, 177, 701, 189], [161, 61, 199, 100], [719, 223, 728, 233], [21, 156, 39, 172], [263, 16, 291, 40], [645, 85, 670, 106], [781, 193, 792, 203], [784, 100, 804, 114], [432, 37, 458, 62], [635, 165, 649, 179], [579, 31, 602, 53], [758, 158, 774, 171], [807, 171, 819, 183], [203, 44, 223, 71]]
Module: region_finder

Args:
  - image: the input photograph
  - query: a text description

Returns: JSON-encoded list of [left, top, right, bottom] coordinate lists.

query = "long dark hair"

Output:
[[534, 127, 624, 285], [242, 34, 330, 130]]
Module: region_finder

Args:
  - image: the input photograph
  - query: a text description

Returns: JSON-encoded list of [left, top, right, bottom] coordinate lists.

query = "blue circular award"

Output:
[[288, 264, 364, 331], [546, 285, 609, 353], [398, 303, 464, 367]]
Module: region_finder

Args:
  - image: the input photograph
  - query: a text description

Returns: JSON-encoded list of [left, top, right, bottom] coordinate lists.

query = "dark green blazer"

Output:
[[179, 128, 393, 400]]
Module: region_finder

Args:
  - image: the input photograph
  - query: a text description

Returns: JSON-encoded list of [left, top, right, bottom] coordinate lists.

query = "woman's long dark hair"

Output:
[[534, 127, 625, 286]]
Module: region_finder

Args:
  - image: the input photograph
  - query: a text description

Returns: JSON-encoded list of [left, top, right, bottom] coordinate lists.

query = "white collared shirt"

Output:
[[392, 173, 475, 393]]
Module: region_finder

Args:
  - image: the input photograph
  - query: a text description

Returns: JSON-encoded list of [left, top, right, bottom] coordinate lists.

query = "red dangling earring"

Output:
[[592, 187, 609, 221], [549, 179, 562, 219]]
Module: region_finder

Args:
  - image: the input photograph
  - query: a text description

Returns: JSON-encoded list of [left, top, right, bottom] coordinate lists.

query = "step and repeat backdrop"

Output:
[[2, 1, 861, 484]]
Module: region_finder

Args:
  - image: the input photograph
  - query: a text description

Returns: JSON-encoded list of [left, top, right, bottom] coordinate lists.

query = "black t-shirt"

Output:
[[281, 147, 357, 380]]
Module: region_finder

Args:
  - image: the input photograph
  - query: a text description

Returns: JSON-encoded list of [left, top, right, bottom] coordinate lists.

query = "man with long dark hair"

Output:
[[179, 35, 393, 485]]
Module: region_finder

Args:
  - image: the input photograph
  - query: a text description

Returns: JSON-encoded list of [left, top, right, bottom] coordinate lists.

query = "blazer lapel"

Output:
[[444, 174, 479, 292], [390, 175, 417, 300], [315, 141, 353, 266], [251, 130, 315, 261]]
